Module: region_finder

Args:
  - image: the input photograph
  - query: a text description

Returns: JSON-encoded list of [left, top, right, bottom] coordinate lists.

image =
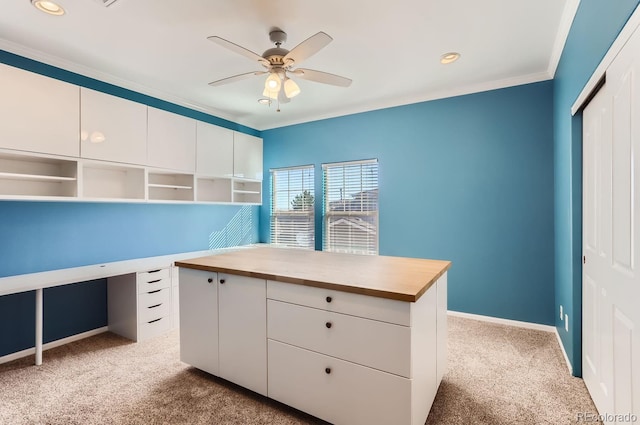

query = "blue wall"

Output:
[[0, 51, 260, 357], [261, 81, 555, 326], [553, 0, 639, 375]]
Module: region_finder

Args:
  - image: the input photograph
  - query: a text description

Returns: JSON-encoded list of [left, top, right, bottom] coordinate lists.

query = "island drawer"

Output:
[[267, 299, 411, 377], [267, 339, 411, 425], [267, 280, 410, 326], [137, 268, 171, 293]]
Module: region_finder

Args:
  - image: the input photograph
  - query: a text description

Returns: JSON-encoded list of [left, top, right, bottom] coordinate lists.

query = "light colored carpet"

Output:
[[0, 316, 599, 424]]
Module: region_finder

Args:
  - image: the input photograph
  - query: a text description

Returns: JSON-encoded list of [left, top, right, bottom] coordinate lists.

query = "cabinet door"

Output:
[[0, 63, 79, 157], [196, 122, 233, 177], [80, 88, 147, 165], [218, 273, 267, 395], [233, 132, 263, 180], [148, 107, 196, 172], [179, 268, 219, 376]]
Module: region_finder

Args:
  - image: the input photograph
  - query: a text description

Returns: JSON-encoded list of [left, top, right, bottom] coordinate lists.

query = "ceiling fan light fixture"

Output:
[[265, 73, 281, 92], [262, 88, 278, 100], [284, 77, 301, 98], [440, 52, 460, 64], [31, 0, 65, 15]]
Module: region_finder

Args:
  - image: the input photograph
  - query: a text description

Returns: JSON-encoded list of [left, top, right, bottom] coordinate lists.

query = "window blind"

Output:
[[270, 165, 315, 249], [322, 159, 379, 255]]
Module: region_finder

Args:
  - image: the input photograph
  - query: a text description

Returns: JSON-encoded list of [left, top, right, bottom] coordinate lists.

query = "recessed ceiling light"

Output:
[[31, 0, 65, 16], [440, 52, 460, 64], [257, 98, 271, 105]]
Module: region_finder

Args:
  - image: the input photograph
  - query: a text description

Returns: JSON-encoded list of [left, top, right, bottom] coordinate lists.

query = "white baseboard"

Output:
[[447, 310, 556, 332], [0, 326, 109, 365], [555, 328, 574, 375]]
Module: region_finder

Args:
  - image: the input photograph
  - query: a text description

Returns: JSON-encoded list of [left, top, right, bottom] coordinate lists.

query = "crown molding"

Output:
[[257, 71, 553, 131], [547, 0, 581, 77]]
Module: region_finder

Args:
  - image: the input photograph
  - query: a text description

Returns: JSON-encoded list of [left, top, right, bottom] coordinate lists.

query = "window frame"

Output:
[[269, 165, 315, 250], [322, 159, 379, 255]]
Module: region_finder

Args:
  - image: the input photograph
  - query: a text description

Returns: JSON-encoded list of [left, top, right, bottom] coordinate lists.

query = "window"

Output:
[[270, 165, 315, 249], [322, 159, 379, 255]]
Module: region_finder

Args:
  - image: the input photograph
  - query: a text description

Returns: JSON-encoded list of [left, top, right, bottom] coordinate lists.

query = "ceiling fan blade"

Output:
[[207, 36, 270, 66], [209, 71, 266, 87], [290, 68, 352, 87], [283, 32, 332, 66]]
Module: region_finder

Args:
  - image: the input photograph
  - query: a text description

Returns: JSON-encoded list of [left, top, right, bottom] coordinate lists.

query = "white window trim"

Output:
[[322, 159, 379, 255], [270, 165, 315, 250]]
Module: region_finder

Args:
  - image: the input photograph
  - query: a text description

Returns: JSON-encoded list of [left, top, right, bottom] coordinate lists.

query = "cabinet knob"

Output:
[[219, 279, 226, 284], [325, 322, 332, 329], [325, 367, 331, 374], [326, 296, 332, 303], [207, 278, 213, 283]]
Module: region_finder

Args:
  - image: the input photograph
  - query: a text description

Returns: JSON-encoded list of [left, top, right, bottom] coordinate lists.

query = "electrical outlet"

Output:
[[565, 313, 569, 332], [560, 305, 563, 320]]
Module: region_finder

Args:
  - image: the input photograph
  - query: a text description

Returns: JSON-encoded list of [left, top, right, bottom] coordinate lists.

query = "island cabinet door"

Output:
[[218, 273, 267, 396], [178, 267, 219, 376]]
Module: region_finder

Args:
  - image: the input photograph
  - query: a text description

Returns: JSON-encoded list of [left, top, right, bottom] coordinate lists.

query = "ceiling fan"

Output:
[[207, 29, 352, 105]]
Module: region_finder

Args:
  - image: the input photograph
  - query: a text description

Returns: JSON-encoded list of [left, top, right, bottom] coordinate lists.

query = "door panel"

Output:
[[611, 74, 633, 272], [583, 24, 640, 422]]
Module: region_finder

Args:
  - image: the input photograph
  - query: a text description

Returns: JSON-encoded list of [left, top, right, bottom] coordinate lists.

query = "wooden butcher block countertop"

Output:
[[175, 246, 451, 302]]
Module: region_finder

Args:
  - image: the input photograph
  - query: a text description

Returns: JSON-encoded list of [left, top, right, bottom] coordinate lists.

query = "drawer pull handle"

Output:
[[148, 289, 161, 294], [147, 279, 161, 284], [207, 278, 213, 283], [219, 279, 226, 284], [148, 303, 162, 309], [148, 318, 162, 324], [148, 269, 161, 274], [326, 296, 332, 303], [325, 322, 332, 329], [325, 367, 331, 374]]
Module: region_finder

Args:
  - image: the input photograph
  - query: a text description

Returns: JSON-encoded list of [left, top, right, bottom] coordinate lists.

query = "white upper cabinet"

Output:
[[233, 132, 263, 180], [0, 63, 79, 157], [196, 122, 233, 177], [80, 88, 147, 165], [147, 107, 196, 172]]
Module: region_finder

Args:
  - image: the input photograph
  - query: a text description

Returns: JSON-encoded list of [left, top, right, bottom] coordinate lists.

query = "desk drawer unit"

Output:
[[107, 267, 174, 342]]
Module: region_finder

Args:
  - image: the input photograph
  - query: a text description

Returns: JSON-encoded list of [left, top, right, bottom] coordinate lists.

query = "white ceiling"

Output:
[[0, 0, 577, 131]]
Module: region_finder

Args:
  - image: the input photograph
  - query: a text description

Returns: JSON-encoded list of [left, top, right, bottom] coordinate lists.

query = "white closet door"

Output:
[[583, 24, 640, 421]]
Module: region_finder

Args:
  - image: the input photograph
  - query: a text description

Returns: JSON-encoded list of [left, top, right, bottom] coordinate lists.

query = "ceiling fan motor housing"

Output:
[[264, 30, 289, 66], [262, 47, 288, 65]]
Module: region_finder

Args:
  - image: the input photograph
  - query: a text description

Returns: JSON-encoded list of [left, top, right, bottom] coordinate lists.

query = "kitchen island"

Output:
[[175, 246, 451, 425]]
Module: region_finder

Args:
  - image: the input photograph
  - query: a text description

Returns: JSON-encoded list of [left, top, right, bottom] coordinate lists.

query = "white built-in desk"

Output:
[[0, 247, 246, 365]]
